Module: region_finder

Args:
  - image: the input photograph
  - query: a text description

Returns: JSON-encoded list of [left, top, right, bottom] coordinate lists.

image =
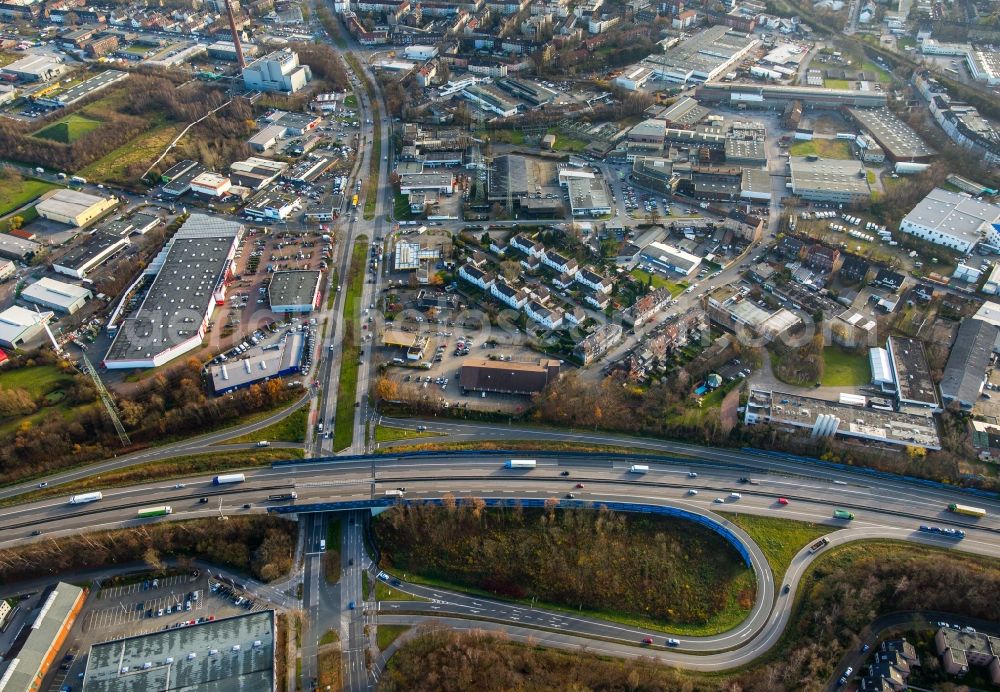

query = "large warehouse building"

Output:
[[81, 611, 275, 692], [103, 214, 242, 369], [845, 107, 935, 162], [898, 187, 1000, 254], [21, 277, 91, 314], [696, 83, 887, 109], [0, 53, 66, 82], [644, 26, 758, 83], [0, 233, 41, 261], [36, 189, 117, 227], [0, 305, 53, 349], [0, 583, 85, 692], [52, 230, 130, 279], [788, 156, 871, 203]]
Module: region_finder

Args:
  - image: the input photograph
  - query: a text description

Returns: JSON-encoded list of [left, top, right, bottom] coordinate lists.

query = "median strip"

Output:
[[332, 236, 368, 452]]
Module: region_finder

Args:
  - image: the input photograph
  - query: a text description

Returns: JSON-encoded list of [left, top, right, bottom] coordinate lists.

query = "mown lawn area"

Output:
[[0, 364, 69, 397], [823, 79, 852, 89], [375, 506, 757, 636], [374, 425, 437, 443], [33, 113, 103, 144], [821, 346, 870, 387], [332, 237, 368, 452], [548, 130, 588, 153], [487, 129, 525, 145], [630, 268, 688, 296], [377, 625, 409, 650], [319, 629, 339, 645], [726, 514, 829, 580], [224, 406, 308, 444], [393, 193, 413, 221], [0, 178, 57, 217], [374, 579, 429, 602], [788, 139, 853, 160]]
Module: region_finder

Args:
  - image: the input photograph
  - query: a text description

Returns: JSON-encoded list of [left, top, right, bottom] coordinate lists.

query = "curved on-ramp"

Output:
[[277, 495, 775, 649]]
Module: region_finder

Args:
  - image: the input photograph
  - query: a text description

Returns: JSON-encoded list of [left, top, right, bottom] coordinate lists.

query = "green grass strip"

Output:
[[332, 237, 368, 451]]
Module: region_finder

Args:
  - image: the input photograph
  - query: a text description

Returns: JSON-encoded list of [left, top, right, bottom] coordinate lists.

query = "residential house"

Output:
[[872, 267, 904, 291], [520, 254, 541, 272], [565, 306, 587, 325], [553, 273, 575, 290], [541, 249, 578, 276], [525, 299, 564, 329], [775, 235, 806, 261], [585, 292, 611, 310], [573, 323, 623, 365], [804, 244, 840, 273], [491, 279, 529, 309], [839, 253, 870, 283], [511, 233, 544, 257], [458, 262, 495, 290], [576, 266, 613, 294]]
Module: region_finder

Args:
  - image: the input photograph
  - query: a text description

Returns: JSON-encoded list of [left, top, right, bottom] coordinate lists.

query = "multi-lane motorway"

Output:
[[2, 450, 998, 677]]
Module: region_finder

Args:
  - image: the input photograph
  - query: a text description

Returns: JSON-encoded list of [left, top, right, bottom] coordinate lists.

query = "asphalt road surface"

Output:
[[3, 453, 998, 670]]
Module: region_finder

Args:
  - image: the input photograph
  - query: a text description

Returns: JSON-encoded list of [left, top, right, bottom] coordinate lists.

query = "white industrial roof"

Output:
[[869, 346, 893, 386], [21, 277, 91, 311], [0, 305, 53, 345], [902, 187, 1000, 241]]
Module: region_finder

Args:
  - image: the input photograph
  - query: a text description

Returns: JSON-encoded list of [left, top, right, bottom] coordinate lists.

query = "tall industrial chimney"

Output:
[[225, 0, 247, 71]]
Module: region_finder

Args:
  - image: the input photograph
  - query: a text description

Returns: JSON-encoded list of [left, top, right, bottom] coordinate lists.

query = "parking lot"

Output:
[[382, 325, 542, 413], [206, 225, 331, 356], [42, 569, 277, 690], [85, 590, 206, 631]]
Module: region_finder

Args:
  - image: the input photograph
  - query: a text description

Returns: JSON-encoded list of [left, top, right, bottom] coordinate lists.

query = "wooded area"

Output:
[[382, 542, 1000, 692], [531, 369, 739, 446], [0, 349, 299, 484], [374, 500, 752, 628], [0, 515, 296, 583]]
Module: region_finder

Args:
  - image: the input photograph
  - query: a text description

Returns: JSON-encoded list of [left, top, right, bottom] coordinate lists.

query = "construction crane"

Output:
[[32, 304, 61, 354], [79, 352, 131, 448]]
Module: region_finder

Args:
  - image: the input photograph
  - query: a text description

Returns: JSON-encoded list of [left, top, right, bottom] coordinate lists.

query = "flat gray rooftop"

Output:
[[163, 162, 207, 196], [646, 26, 756, 77], [847, 107, 935, 160], [54, 230, 129, 272], [889, 336, 938, 407], [488, 155, 531, 200], [901, 187, 1000, 241], [82, 611, 274, 692], [104, 214, 240, 363], [749, 388, 940, 448], [268, 269, 321, 310], [789, 156, 870, 196]]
